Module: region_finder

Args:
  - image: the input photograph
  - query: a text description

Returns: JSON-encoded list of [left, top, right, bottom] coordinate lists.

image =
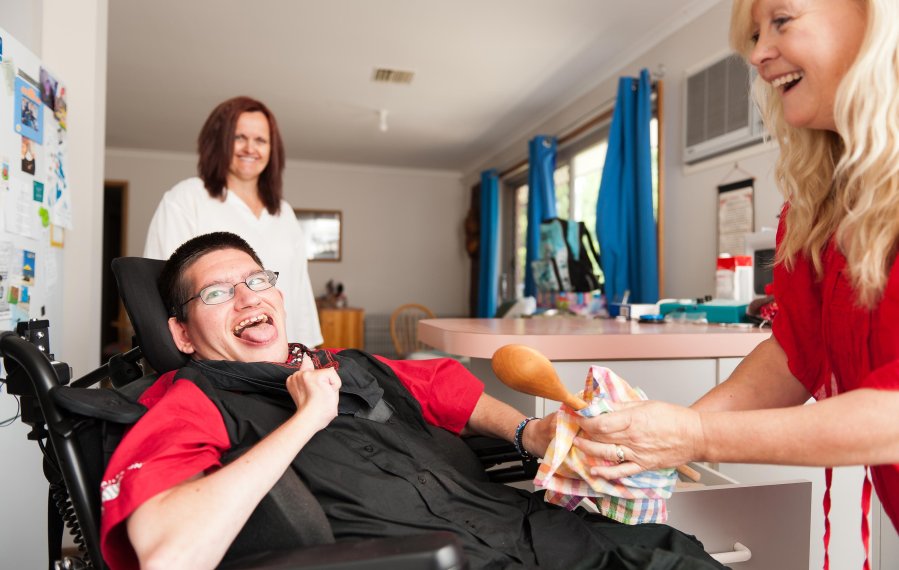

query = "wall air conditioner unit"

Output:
[[684, 53, 765, 164]]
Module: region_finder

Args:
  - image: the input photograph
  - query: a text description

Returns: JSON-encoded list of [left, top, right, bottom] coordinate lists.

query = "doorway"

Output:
[[100, 180, 130, 363]]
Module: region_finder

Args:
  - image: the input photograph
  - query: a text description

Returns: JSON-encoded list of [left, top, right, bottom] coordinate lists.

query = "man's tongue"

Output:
[[238, 322, 277, 343]]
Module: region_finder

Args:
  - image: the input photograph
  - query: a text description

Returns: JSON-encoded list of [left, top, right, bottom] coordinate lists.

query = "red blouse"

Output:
[[772, 219, 899, 535]]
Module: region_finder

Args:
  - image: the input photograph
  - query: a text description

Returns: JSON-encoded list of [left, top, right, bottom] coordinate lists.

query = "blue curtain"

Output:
[[596, 69, 658, 304], [477, 169, 500, 317], [524, 136, 558, 297]]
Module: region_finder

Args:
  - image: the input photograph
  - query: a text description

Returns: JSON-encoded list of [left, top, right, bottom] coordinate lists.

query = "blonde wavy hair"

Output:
[[730, 0, 899, 308]]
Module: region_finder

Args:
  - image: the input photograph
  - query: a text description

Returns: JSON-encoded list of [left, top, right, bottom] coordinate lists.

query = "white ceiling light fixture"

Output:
[[378, 109, 389, 132]]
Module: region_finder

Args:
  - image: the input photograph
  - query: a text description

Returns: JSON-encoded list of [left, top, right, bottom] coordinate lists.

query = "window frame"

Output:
[[499, 100, 661, 300]]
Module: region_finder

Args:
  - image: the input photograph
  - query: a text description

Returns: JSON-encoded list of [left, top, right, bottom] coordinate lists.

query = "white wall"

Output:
[[0, 7, 50, 569], [466, 0, 782, 300], [0, 1, 108, 567], [105, 149, 470, 316]]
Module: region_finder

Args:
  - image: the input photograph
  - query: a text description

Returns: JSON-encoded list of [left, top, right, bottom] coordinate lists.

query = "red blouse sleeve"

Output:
[[100, 373, 230, 570], [373, 355, 484, 434], [770, 213, 831, 397], [862, 257, 899, 391]]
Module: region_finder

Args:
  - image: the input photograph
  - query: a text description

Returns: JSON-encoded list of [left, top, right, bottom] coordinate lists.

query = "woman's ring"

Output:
[[615, 445, 625, 464]]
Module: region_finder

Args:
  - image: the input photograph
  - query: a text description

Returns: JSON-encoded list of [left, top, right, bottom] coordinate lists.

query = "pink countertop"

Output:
[[418, 318, 770, 360]]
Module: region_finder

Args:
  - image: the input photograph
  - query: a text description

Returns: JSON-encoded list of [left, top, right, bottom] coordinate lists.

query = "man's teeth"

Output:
[[772, 72, 803, 88], [234, 314, 269, 336]]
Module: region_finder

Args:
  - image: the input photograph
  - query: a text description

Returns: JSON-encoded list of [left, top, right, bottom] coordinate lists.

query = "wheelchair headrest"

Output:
[[111, 257, 189, 373]]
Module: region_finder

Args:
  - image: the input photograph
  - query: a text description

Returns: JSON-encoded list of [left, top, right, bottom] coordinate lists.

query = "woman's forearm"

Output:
[[700, 388, 899, 467], [693, 337, 811, 412]]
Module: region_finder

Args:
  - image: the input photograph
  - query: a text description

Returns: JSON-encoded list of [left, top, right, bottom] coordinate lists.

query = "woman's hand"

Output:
[[285, 355, 340, 432], [572, 400, 705, 479]]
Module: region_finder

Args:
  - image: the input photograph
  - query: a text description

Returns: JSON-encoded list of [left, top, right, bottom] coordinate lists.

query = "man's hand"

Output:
[[522, 413, 557, 458], [572, 400, 704, 480], [286, 355, 340, 432]]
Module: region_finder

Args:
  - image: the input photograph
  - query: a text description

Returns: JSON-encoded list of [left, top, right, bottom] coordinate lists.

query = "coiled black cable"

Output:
[[50, 481, 93, 568]]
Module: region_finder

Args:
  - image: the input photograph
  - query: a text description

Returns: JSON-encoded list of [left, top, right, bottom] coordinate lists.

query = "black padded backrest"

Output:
[[111, 257, 188, 373]]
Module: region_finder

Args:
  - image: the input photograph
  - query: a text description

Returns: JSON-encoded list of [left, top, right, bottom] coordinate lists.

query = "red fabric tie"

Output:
[[861, 468, 872, 570], [823, 466, 874, 570], [823, 467, 832, 570]]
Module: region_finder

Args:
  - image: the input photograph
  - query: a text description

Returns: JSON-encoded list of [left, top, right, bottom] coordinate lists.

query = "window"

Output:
[[505, 117, 659, 298]]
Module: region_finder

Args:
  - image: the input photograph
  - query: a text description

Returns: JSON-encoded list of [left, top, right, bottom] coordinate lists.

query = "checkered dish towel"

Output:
[[534, 365, 677, 524]]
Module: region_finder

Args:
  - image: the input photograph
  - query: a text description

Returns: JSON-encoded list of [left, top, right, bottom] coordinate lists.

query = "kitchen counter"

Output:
[[418, 316, 770, 417], [419, 317, 897, 570], [418, 317, 770, 361], [419, 317, 820, 569]]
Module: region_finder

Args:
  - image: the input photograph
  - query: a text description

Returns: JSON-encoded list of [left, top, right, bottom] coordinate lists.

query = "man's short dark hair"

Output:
[[159, 232, 263, 322]]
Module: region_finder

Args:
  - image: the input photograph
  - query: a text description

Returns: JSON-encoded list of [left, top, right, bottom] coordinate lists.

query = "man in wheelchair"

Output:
[[100, 231, 723, 570]]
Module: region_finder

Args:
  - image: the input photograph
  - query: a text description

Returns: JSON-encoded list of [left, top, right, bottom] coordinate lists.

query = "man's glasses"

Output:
[[181, 269, 279, 309]]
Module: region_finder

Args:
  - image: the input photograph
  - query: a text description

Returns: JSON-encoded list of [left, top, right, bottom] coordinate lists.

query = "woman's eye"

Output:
[[772, 16, 791, 28]]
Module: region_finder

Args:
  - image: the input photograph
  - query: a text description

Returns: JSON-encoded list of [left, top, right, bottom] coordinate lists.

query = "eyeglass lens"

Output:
[[199, 270, 278, 305]]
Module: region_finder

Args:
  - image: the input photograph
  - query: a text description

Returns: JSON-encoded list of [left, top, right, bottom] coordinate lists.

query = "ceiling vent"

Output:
[[372, 68, 415, 84], [684, 53, 765, 164]]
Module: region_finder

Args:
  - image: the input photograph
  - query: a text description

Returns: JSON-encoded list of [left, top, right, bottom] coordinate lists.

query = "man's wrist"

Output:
[[513, 416, 539, 458]]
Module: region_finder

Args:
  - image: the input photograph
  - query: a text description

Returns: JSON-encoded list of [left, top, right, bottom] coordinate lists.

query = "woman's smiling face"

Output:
[[748, 0, 866, 131], [228, 111, 271, 184]]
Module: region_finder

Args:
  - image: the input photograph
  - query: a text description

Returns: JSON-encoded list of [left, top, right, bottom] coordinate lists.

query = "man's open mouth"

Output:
[[234, 314, 271, 338]]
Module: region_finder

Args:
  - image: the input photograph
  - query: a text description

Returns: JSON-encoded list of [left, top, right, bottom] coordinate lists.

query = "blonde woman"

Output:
[[574, 0, 899, 538]]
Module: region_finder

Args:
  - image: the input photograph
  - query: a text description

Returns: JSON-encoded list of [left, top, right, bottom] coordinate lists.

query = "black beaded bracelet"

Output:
[[513, 416, 539, 459]]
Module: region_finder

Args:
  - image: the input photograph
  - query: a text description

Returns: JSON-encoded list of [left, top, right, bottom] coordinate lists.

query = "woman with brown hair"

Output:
[[145, 96, 322, 347]]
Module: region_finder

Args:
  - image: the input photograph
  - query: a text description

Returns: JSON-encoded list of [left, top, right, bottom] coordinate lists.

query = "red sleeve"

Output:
[[372, 355, 484, 434], [99, 373, 230, 570], [863, 257, 899, 391], [770, 212, 831, 396]]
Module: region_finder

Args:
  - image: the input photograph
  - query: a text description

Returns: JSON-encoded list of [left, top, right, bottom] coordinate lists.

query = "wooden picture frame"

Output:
[[294, 208, 342, 262]]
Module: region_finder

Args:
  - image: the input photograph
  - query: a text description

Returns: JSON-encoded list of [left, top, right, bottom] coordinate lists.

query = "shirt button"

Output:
[[418, 475, 427, 484], [364, 445, 374, 453]]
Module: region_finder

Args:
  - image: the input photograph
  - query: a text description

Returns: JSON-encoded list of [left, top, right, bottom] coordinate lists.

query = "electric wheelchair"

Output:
[[0, 257, 537, 570]]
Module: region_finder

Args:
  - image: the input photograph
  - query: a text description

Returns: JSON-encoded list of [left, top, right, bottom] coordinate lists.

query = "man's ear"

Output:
[[168, 317, 196, 354]]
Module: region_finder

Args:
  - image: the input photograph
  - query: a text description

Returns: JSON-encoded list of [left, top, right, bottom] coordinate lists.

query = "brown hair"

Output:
[[197, 96, 285, 215]]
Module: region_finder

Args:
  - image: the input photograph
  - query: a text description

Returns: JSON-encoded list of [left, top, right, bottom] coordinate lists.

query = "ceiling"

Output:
[[106, 0, 718, 173]]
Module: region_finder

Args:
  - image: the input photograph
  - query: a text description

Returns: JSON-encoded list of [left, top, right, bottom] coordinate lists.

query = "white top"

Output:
[[144, 177, 323, 347]]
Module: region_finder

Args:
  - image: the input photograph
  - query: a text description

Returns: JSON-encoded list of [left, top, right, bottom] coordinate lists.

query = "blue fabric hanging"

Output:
[[596, 69, 658, 304], [477, 169, 500, 317], [524, 136, 558, 297]]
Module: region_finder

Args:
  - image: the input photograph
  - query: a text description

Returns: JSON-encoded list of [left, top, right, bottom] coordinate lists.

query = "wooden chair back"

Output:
[[390, 303, 436, 358]]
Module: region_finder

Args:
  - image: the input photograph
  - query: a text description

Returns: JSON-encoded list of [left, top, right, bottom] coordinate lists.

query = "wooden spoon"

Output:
[[492, 344, 589, 410], [491, 344, 700, 482]]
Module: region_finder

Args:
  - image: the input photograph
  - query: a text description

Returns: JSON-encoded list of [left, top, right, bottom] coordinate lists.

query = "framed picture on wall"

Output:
[[294, 208, 342, 262]]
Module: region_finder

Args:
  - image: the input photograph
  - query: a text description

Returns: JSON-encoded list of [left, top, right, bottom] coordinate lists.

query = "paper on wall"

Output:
[[5, 178, 38, 238]]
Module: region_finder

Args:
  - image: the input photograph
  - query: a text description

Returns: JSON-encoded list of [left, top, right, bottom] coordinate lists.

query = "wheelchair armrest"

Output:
[[464, 435, 539, 484], [220, 532, 465, 570]]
